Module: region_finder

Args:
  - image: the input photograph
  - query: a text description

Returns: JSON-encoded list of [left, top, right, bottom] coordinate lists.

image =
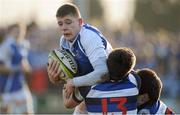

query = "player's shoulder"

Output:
[[80, 24, 104, 45], [0, 36, 15, 53], [127, 71, 141, 89], [82, 23, 100, 32], [0, 37, 15, 61], [80, 24, 101, 38], [2, 36, 15, 46]]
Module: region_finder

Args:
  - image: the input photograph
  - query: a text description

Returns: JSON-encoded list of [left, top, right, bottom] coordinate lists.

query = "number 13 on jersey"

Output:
[[101, 97, 127, 115]]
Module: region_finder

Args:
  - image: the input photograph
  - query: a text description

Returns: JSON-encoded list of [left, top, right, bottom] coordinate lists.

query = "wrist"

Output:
[[67, 79, 75, 87], [71, 79, 75, 87]]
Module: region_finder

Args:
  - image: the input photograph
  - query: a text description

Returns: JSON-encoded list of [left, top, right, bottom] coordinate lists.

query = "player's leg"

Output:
[[10, 85, 34, 114], [1, 92, 13, 113], [0, 99, 10, 114]]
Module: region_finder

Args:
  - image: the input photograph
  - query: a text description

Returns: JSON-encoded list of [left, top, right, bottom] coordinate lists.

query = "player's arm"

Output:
[[62, 84, 83, 108], [21, 57, 32, 77], [73, 58, 108, 86], [72, 32, 111, 87], [0, 63, 11, 74], [0, 57, 32, 76], [20, 40, 32, 77], [0, 57, 31, 76]]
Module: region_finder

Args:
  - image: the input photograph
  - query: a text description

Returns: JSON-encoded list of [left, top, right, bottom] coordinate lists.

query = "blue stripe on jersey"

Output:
[[10, 44, 23, 92], [92, 79, 136, 91], [70, 35, 94, 76], [139, 101, 160, 114], [149, 101, 160, 114], [85, 96, 137, 112], [83, 24, 107, 49], [11, 44, 23, 65], [76, 34, 85, 53], [0, 75, 8, 92]]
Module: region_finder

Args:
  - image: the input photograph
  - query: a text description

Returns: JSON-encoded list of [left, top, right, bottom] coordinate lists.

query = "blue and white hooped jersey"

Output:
[[0, 36, 30, 93], [138, 100, 175, 115], [60, 24, 113, 94], [83, 72, 140, 115], [60, 24, 112, 76]]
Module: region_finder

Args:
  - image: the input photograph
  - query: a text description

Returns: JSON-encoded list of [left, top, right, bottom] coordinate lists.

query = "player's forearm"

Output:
[[0, 64, 20, 75], [73, 57, 109, 87], [63, 85, 80, 109], [21, 58, 32, 77], [0, 64, 15, 75], [0, 65, 10, 74]]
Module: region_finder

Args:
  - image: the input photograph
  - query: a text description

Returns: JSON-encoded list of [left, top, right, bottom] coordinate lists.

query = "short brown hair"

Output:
[[56, 3, 81, 18], [107, 47, 136, 81], [136, 68, 162, 103]]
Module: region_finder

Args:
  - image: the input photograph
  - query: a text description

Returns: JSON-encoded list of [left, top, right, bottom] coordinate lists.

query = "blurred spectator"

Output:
[[0, 22, 34, 114]]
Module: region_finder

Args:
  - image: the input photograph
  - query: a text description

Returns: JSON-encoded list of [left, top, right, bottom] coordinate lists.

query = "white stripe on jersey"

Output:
[[156, 101, 167, 114], [86, 87, 138, 98], [87, 74, 139, 98], [128, 73, 138, 86], [87, 109, 137, 115]]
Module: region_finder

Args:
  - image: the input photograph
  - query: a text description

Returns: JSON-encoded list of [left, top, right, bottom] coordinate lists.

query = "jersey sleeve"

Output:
[[72, 30, 110, 87], [73, 57, 108, 86], [80, 30, 108, 63]]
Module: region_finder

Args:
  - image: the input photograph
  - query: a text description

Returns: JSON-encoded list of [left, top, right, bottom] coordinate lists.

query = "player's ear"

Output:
[[78, 18, 83, 25]]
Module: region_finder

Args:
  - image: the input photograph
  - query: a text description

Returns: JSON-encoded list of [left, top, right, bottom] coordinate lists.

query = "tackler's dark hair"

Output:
[[107, 47, 136, 81], [136, 68, 162, 104]]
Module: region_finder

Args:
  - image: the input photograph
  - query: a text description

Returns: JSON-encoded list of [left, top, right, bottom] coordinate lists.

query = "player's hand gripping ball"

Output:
[[48, 48, 78, 81]]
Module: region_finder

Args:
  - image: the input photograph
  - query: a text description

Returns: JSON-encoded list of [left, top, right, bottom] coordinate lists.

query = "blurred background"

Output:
[[0, 0, 179, 113]]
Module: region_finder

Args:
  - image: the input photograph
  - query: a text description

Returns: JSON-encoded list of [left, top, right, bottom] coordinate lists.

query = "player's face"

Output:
[[57, 15, 83, 42], [137, 93, 150, 106]]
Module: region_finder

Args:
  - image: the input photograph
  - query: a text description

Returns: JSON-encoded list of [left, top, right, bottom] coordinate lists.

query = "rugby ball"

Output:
[[48, 48, 78, 80]]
